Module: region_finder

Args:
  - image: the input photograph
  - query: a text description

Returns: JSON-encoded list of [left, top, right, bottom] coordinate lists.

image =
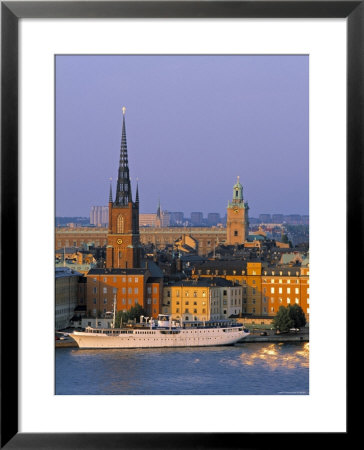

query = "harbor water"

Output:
[[55, 342, 309, 395]]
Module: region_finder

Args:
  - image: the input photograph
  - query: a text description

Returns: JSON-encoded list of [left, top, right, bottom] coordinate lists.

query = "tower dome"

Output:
[[232, 176, 243, 203]]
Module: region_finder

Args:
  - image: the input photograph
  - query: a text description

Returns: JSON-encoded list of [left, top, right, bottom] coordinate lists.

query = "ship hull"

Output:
[[69, 327, 249, 349]]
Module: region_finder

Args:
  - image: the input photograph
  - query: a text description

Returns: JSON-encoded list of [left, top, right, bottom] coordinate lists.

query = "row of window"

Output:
[[93, 277, 140, 283], [268, 287, 300, 294]]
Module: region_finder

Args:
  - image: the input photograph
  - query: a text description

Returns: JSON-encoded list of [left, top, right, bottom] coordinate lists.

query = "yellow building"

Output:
[[192, 262, 262, 315], [162, 278, 243, 322]]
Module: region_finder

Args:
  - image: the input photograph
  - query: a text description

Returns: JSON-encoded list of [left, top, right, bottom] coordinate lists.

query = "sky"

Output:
[[56, 55, 308, 218]]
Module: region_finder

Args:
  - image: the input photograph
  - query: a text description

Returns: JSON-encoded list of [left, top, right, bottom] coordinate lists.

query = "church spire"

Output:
[[109, 179, 113, 203], [135, 181, 139, 204], [115, 107, 132, 206]]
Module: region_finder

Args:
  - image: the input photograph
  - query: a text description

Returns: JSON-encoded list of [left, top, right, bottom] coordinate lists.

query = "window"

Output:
[[287, 298, 291, 304], [147, 298, 151, 304], [278, 287, 282, 294], [147, 287, 151, 294], [135, 278, 138, 283], [279, 279, 282, 284], [176, 290, 180, 297], [103, 287, 107, 293], [193, 291, 197, 297], [234, 230, 238, 236], [103, 298, 107, 304], [202, 291, 206, 297], [93, 287, 97, 294], [128, 288, 132, 294], [295, 298, 299, 304], [271, 287, 275, 294], [167, 291, 170, 297], [93, 298, 96, 304], [287, 287, 291, 294], [113, 288, 117, 294], [117, 215, 124, 233]]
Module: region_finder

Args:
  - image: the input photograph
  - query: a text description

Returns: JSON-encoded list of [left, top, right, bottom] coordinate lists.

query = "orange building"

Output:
[[85, 267, 163, 320], [261, 266, 309, 320]]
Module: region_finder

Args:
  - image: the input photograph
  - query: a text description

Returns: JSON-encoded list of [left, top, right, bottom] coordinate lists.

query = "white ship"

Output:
[[69, 314, 250, 349]]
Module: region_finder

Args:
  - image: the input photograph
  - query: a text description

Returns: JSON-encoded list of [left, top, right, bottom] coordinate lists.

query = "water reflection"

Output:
[[241, 343, 309, 370]]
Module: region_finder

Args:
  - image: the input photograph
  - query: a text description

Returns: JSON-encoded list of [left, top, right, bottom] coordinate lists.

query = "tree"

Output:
[[287, 304, 306, 328], [272, 306, 294, 332], [114, 304, 148, 328]]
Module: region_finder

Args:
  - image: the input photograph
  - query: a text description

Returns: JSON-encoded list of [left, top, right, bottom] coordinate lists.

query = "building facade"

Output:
[[191, 261, 309, 321], [55, 267, 84, 330], [162, 278, 243, 322]]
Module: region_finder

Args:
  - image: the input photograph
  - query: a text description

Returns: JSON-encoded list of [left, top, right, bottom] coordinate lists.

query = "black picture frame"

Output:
[[1, 1, 354, 448]]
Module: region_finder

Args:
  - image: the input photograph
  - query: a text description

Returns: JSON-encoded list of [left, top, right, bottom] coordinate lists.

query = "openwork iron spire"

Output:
[[135, 181, 139, 204], [115, 107, 132, 206], [109, 178, 113, 202]]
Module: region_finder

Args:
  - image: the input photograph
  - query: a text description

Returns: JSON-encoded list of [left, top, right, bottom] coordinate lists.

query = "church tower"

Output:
[[106, 107, 140, 268], [226, 176, 249, 245]]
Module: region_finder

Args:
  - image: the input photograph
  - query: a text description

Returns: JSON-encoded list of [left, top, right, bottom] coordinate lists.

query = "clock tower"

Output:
[[106, 108, 140, 269], [226, 176, 249, 245]]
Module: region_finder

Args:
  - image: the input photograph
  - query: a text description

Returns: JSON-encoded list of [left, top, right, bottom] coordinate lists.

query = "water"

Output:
[[55, 342, 309, 395]]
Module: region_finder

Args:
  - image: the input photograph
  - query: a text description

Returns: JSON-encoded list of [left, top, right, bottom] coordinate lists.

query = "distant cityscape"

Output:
[[57, 210, 309, 228]]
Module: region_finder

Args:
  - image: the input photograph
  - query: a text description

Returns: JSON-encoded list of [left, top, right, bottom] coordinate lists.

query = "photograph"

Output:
[[55, 54, 309, 396]]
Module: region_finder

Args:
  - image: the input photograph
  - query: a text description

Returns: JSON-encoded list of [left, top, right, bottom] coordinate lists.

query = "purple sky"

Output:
[[56, 55, 308, 218]]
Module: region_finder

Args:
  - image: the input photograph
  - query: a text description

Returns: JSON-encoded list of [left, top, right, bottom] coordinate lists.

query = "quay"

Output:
[[236, 327, 309, 344]]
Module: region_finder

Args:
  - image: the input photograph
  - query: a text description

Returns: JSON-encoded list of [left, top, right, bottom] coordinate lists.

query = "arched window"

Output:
[[117, 215, 124, 233]]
